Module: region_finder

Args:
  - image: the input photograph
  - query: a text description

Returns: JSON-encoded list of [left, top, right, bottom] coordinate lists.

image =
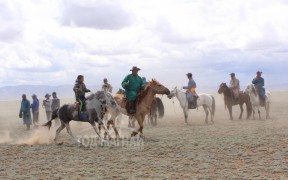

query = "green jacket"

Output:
[[121, 74, 143, 101]]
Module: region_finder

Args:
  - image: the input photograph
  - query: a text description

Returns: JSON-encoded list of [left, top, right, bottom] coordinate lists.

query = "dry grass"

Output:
[[0, 92, 288, 179]]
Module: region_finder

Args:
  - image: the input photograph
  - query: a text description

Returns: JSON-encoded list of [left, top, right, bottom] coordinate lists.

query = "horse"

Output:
[[43, 91, 115, 145], [218, 83, 252, 120], [245, 84, 271, 119], [103, 79, 170, 138], [128, 97, 165, 127], [167, 87, 215, 124]]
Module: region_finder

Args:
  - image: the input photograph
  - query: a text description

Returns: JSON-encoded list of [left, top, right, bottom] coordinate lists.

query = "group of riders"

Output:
[[73, 66, 266, 120]]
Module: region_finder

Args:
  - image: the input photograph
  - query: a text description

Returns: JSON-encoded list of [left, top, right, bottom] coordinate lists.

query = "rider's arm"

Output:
[[121, 75, 129, 89]]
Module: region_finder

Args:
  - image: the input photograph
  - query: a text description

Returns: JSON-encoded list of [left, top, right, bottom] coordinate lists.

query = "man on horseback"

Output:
[[229, 73, 240, 103], [252, 71, 265, 105], [102, 78, 113, 93], [121, 66, 143, 114], [183, 73, 197, 109], [73, 75, 91, 120]]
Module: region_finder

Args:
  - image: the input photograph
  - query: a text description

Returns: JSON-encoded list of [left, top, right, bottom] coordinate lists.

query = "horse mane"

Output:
[[251, 84, 257, 96], [137, 83, 150, 104], [86, 93, 95, 100]]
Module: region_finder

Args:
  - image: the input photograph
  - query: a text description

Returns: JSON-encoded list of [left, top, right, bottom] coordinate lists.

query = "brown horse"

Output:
[[112, 79, 170, 137], [218, 83, 252, 120]]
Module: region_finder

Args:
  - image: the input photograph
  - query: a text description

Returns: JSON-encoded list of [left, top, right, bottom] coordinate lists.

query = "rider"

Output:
[[183, 73, 197, 109], [252, 71, 265, 104], [73, 75, 91, 119], [121, 66, 143, 114], [229, 73, 240, 103], [102, 78, 113, 93], [142, 77, 147, 86]]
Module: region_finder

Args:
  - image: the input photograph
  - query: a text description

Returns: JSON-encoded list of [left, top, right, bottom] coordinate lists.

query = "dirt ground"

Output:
[[0, 91, 288, 179]]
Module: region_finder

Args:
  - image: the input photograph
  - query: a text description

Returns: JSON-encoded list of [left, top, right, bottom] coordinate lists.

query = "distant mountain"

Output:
[[0, 84, 122, 101], [0, 85, 75, 101]]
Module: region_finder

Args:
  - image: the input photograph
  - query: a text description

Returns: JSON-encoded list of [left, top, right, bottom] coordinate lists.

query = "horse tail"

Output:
[[211, 95, 216, 116], [155, 97, 165, 118], [43, 108, 59, 130]]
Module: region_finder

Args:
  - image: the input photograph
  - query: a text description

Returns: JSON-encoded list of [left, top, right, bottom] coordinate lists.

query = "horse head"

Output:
[[149, 79, 170, 95], [86, 91, 108, 120], [245, 84, 257, 96], [218, 83, 227, 94], [167, 86, 177, 99]]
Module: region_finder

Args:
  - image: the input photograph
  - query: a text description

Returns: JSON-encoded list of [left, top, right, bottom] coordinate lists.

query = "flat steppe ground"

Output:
[[0, 91, 288, 179]]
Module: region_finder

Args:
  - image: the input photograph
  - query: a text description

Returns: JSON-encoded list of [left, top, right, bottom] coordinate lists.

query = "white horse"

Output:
[[167, 87, 215, 124], [245, 84, 271, 119]]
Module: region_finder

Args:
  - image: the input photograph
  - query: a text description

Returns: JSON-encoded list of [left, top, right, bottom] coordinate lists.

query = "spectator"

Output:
[[51, 92, 60, 111], [30, 94, 40, 128], [43, 93, 52, 121], [19, 94, 32, 130]]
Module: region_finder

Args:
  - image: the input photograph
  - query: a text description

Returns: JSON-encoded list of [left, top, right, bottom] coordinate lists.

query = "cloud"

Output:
[[0, 1, 23, 42], [61, 0, 133, 30]]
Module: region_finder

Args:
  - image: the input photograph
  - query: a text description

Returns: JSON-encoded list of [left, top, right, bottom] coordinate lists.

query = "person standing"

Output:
[[183, 73, 197, 109], [121, 66, 143, 114], [229, 73, 240, 102], [43, 93, 52, 121], [19, 94, 32, 130], [51, 92, 60, 112], [30, 94, 40, 128], [102, 78, 113, 93], [51, 92, 61, 125]]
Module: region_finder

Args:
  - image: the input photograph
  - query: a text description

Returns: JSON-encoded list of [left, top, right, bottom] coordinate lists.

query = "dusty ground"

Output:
[[0, 92, 288, 179]]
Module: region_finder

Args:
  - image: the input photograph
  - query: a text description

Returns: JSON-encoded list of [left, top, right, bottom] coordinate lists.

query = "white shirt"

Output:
[[43, 99, 52, 112]]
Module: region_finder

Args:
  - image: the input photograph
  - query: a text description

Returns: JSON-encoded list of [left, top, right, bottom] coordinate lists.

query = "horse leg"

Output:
[[266, 102, 270, 119], [90, 122, 105, 145], [203, 105, 209, 124], [54, 121, 65, 144], [183, 108, 188, 124], [228, 105, 233, 120], [155, 115, 158, 126], [258, 106, 261, 120], [239, 104, 243, 120], [110, 119, 120, 139], [64, 123, 77, 141], [100, 121, 112, 139], [208, 106, 214, 123], [252, 105, 256, 120]]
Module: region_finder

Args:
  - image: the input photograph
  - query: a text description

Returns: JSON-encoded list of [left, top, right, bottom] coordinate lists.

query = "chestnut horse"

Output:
[[106, 79, 170, 137], [218, 83, 252, 120]]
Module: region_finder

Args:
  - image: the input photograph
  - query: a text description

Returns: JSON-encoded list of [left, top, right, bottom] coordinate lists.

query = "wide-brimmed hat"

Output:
[[45, 93, 51, 98], [130, 66, 141, 71]]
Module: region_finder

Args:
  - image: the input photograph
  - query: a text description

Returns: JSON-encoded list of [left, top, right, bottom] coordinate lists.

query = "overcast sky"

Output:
[[0, 0, 287, 91]]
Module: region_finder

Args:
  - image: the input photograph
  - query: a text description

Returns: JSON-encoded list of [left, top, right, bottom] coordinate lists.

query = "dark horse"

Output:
[[43, 91, 111, 145], [218, 83, 252, 120]]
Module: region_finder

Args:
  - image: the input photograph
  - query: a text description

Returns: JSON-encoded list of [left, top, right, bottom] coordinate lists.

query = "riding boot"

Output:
[[127, 101, 136, 114]]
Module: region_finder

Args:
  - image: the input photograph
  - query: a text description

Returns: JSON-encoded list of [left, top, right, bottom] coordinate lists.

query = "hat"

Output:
[[230, 73, 235, 76], [45, 93, 51, 98], [130, 66, 141, 71], [257, 71, 262, 74], [186, 73, 192, 77]]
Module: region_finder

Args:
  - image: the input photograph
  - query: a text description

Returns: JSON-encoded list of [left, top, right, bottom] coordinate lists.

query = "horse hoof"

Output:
[[57, 141, 64, 145], [131, 131, 138, 137]]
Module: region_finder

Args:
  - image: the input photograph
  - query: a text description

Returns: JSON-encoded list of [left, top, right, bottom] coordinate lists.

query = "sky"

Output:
[[0, 0, 288, 91]]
